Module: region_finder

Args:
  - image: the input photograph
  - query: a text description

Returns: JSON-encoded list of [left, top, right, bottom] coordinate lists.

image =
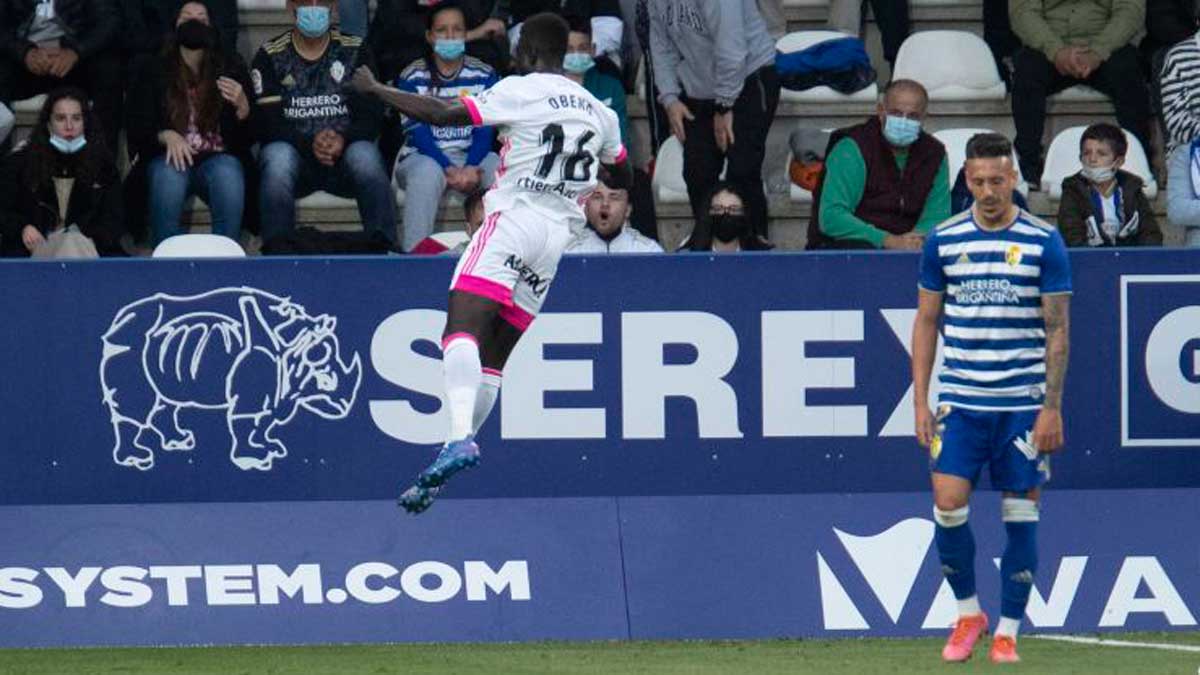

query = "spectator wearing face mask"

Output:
[[125, 0, 254, 246], [563, 15, 627, 145], [567, 178, 661, 253], [679, 180, 774, 253], [251, 0, 395, 247], [391, 0, 499, 252], [0, 87, 124, 257], [808, 79, 949, 250], [1056, 122, 1161, 247]]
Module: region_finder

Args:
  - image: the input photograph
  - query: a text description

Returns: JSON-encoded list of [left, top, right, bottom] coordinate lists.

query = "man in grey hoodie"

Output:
[[651, 0, 780, 238]]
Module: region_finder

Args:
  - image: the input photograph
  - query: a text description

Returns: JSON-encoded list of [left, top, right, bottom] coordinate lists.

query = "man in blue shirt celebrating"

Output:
[[911, 132, 1072, 665], [392, 0, 499, 252]]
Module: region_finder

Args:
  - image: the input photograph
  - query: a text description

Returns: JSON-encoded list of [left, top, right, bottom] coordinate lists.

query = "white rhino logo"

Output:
[[99, 288, 362, 471]]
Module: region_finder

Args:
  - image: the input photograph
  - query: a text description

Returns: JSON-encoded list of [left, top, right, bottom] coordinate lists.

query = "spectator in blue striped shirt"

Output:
[[392, 0, 500, 252]]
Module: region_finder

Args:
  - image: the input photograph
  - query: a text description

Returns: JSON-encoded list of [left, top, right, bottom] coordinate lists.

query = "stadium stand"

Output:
[[891, 30, 1005, 102], [5, 0, 1185, 250], [152, 232, 248, 257], [1041, 125, 1157, 201]]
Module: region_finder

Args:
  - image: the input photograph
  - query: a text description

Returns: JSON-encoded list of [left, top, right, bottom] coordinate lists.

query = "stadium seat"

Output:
[[788, 152, 814, 203], [776, 31, 879, 103], [152, 234, 246, 258], [1040, 125, 1157, 200], [652, 137, 690, 203], [1049, 85, 1109, 103], [296, 190, 360, 210], [892, 31, 1006, 101], [781, 0, 827, 8], [12, 94, 45, 115], [237, 0, 285, 9], [932, 128, 1029, 195]]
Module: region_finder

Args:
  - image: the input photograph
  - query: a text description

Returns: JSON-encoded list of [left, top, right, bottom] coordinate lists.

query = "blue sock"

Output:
[[1001, 519, 1038, 621], [934, 506, 976, 601]]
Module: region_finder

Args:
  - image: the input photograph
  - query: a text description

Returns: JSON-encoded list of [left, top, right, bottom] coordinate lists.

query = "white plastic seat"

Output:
[[932, 128, 1029, 196], [1050, 85, 1109, 103], [776, 31, 879, 103], [296, 190, 359, 209], [153, 234, 246, 258], [652, 136, 690, 203], [892, 31, 1006, 101], [12, 94, 45, 114], [1041, 125, 1157, 200], [781, 0, 828, 8]]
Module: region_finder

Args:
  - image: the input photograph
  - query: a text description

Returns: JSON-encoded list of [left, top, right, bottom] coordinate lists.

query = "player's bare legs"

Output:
[[932, 472, 988, 662], [992, 486, 1040, 664]]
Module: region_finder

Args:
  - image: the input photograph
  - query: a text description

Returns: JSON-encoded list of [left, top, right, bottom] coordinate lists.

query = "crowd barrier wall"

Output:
[[0, 250, 1196, 646]]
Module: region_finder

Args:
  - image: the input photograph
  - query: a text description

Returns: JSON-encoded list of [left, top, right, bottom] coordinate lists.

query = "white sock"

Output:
[[995, 616, 1021, 639], [957, 595, 982, 618], [442, 333, 481, 442], [473, 368, 502, 434]]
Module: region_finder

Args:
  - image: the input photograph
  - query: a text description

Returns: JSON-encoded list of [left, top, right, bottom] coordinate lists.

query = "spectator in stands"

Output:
[[1166, 139, 1200, 247], [1057, 123, 1161, 247], [828, 0, 909, 70], [565, 16, 628, 145], [1160, 19, 1200, 158], [126, 1, 254, 246], [568, 179, 662, 253], [983, 0, 1019, 88], [679, 181, 773, 252], [392, 1, 499, 251], [120, 0, 238, 66], [1142, 1, 1197, 84], [493, 0, 625, 78], [409, 187, 486, 255], [0, 102, 12, 146], [0, 0, 123, 150], [252, 0, 395, 246], [0, 87, 124, 257], [1009, 0, 1151, 186], [808, 79, 949, 250], [651, 0, 780, 239]]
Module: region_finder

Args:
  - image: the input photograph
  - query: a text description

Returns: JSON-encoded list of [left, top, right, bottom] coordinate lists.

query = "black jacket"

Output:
[[0, 0, 120, 63], [0, 144, 125, 257], [1057, 170, 1163, 247], [124, 51, 254, 165]]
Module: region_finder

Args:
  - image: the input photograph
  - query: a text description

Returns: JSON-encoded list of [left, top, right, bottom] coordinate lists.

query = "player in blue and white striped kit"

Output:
[[911, 132, 1071, 665]]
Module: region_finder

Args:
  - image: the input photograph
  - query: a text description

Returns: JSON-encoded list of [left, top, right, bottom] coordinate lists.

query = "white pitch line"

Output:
[[1031, 634, 1200, 653]]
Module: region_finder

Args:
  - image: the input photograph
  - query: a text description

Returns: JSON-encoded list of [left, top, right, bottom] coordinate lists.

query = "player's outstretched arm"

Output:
[[1033, 293, 1070, 452], [351, 65, 473, 127], [912, 288, 943, 447]]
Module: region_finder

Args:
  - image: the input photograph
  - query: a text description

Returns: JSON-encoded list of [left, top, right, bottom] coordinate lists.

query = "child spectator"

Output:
[[1056, 123, 1161, 247]]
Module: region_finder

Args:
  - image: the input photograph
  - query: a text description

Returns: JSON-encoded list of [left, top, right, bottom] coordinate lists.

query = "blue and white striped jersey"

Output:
[[918, 208, 1072, 411]]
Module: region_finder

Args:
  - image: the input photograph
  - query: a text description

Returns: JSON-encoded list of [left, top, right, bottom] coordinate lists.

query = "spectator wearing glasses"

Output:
[[679, 180, 773, 252], [808, 79, 949, 250]]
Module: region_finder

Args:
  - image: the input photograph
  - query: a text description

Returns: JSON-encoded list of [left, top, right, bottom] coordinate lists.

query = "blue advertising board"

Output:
[[0, 250, 1197, 646]]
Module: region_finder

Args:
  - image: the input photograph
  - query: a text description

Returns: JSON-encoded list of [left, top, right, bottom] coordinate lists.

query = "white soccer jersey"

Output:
[[462, 73, 626, 232]]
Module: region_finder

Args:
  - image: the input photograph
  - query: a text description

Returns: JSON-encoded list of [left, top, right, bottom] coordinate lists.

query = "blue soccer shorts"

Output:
[[929, 406, 1051, 492]]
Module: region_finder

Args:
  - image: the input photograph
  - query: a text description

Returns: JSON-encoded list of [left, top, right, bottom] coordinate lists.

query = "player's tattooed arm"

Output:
[[351, 66, 473, 127], [911, 288, 944, 447], [1042, 293, 1070, 410]]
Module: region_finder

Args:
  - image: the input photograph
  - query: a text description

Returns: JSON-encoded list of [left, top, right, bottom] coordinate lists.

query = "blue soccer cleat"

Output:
[[398, 484, 440, 514], [415, 436, 480, 488]]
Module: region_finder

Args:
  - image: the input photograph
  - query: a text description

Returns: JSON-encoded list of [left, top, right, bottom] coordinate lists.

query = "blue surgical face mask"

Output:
[[883, 115, 921, 147], [433, 38, 466, 60], [296, 5, 331, 38], [49, 134, 87, 154], [563, 52, 594, 74]]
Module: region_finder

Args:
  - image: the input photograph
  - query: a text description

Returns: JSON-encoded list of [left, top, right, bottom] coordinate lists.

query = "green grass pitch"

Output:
[[3, 633, 1199, 674]]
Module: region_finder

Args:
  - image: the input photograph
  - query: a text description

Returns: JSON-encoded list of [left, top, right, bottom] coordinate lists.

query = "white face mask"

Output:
[[1081, 164, 1116, 184]]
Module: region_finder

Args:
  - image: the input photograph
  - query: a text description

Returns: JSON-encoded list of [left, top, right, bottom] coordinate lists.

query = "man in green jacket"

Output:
[[807, 79, 951, 250], [1009, 0, 1150, 186]]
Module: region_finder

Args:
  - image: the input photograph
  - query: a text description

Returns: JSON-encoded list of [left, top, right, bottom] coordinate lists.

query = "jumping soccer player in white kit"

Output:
[[352, 12, 631, 513]]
